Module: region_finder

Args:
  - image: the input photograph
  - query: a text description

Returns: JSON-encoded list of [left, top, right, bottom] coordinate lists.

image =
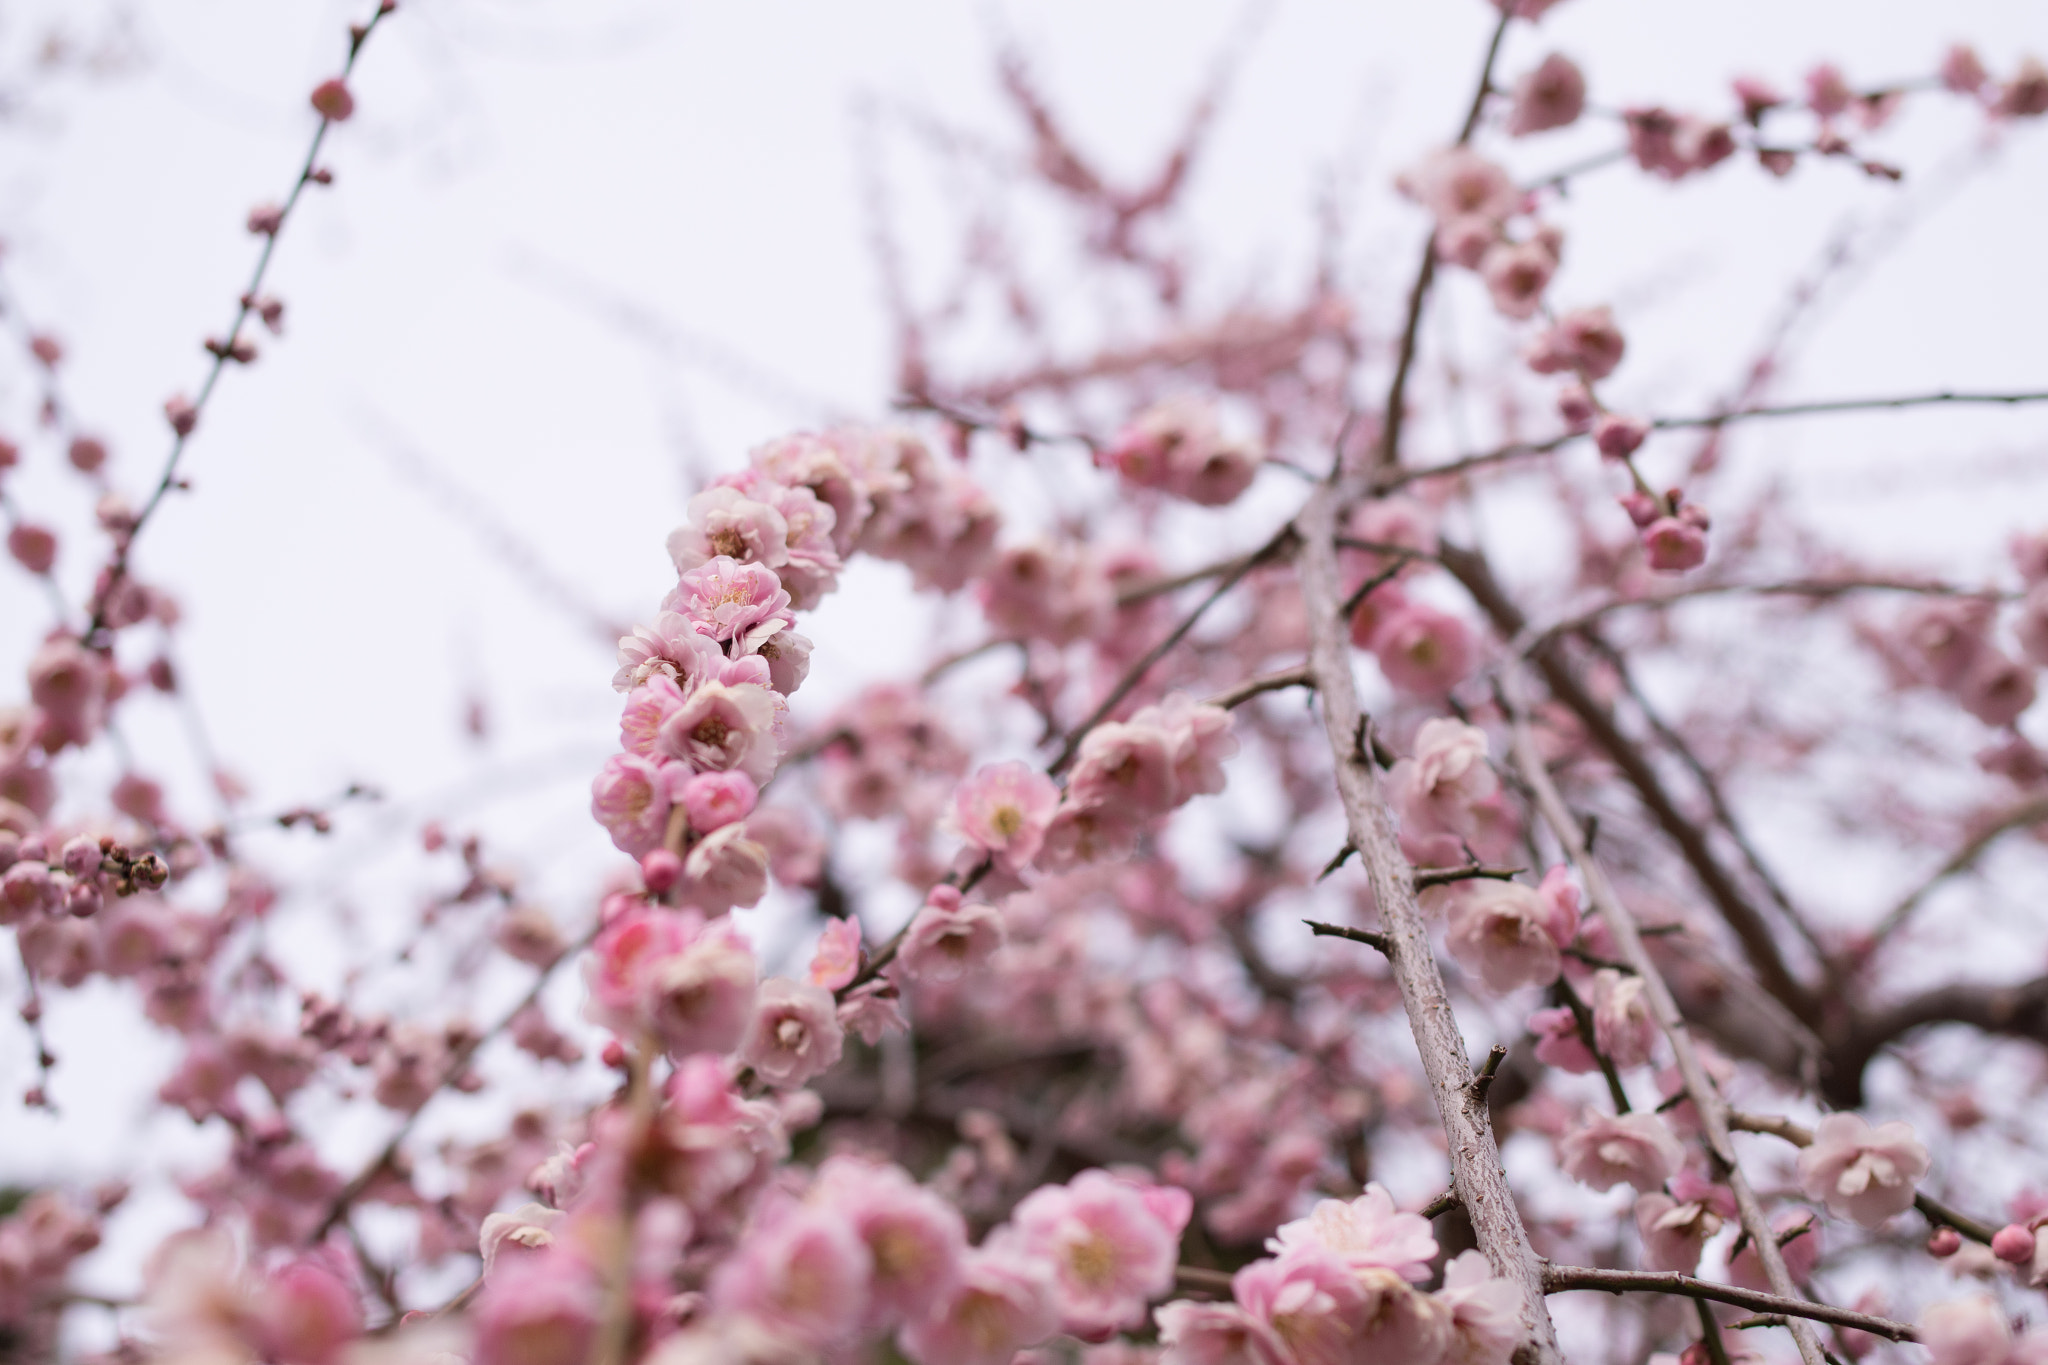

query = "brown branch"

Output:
[[1305, 919, 1390, 955], [1507, 680, 1828, 1365], [1542, 1267, 1918, 1342], [1174, 1265, 1237, 1296], [1204, 666, 1313, 711], [1871, 794, 2048, 943], [1297, 482, 1561, 1365], [1524, 577, 2012, 654]]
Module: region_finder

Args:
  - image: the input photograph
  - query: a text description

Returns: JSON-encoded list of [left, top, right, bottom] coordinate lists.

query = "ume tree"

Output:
[[3, 3, 2048, 1364]]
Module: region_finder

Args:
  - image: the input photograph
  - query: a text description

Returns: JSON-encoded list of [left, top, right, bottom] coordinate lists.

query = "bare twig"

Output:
[[1542, 1267, 1917, 1342], [1205, 666, 1313, 711], [1871, 794, 2048, 943], [1305, 919, 1390, 955], [1507, 674, 1828, 1365]]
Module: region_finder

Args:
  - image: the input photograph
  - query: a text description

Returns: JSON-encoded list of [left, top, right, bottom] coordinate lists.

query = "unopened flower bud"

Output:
[[1992, 1223, 2034, 1263], [164, 396, 198, 437], [1619, 491, 1660, 528], [66, 879, 101, 918], [61, 836, 101, 879], [1927, 1227, 1963, 1257], [246, 204, 284, 236], [640, 848, 682, 893], [601, 1039, 626, 1069], [1594, 413, 1649, 460], [310, 78, 355, 122], [68, 435, 108, 473], [1557, 383, 1596, 431], [7, 523, 56, 574], [1642, 517, 1708, 573]]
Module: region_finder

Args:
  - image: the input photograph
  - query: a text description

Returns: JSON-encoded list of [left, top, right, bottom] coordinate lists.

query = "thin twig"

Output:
[[1542, 1267, 1917, 1342], [1871, 794, 2048, 943], [1204, 666, 1313, 711], [1305, 920, 1390, 955]]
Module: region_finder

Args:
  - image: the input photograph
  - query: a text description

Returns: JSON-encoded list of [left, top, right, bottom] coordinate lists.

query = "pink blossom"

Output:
[[1527, 307, 1626, 381], [812, 1156, 967, 1326], [949, 760, 1059, 870], [1444, 880, 1565, 993], [742, 625, 814, 695], [838, 978, 909, 1045], [590, 752, 684, 857], [1006, 1169, 1190, 1338], [1641, 516, 1707, 573], [1134, 693, 1239, 799], [7, 523, 56, 575], [1559, 1109, 1684, 1191], [1992, 1223, 2034, 1262], [1479, 241, 1556, 319], [901, 1247, 1060, 1365], [1795, 1112, 1930, 1227], [1069, 719, 1181, 817], [471, 1252, 600, 1365], [1943, 45, 1991, 95], [669, 485, 791, 575], [1403, 148, 1519, 227], [808, 917, 862, 990], [1269, 1183, 1437, 1282], [753, 432, 871, 556], [27, 637, 108, 751], [900, 889, 1006, 982], [620, 675, 688, 756], [584, 906, 756, 1056], [478, 1203, 562, 1282], [978, 541, 1116, 646], [1528, 1006, 1599, 1073], [1155, 1299, 1289, 1365], [681, 822, 771, 915], [1039, 801, 1144, 871], [1370, 601, 1477, 697], [1390, 719, 1500, 866], [1103, 397, 1263, 506], [680, 770, 758, 834], [1594, 413, 1649, 461], [1806, 63, 1854, 117], [658, 681, 781, 784], [1508, 54, 1586, 136], [1589, 969, 1657, 1069], [613, 611, 723, 693], [710, 1201, 871, 1348], [665, 555, 796, 650], [1633, 1187, 1724, 1273], [1352, 1267, 1450, 1365], [1922, 1299, 2014, 1365], [1438, 1251, 1521, 1365], [1899, 598, 1994, 690], [1958, 652, 2037, 727], [1233, 1244, 1372, 1365], [2016, 585, 2048, 668], [741, 977, 845, 1089]]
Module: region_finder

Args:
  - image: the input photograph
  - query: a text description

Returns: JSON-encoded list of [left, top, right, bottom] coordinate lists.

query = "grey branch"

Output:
[[1542, 1267, 1918, 1341]]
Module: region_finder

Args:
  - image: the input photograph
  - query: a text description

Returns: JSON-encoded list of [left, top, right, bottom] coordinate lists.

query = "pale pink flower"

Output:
[[1233, 1244, 1371, 1365], [1958, 652, 2037, 727], [1899, 598, 1995, 690], [591, 753, 684, 857], [1370, 601, 1477, 697], [1942, 45, 1991, 95], [1155, 1299, 1289, 1365], [811, 1156, 967, 1326], [658, 681, 782, 784], [1921, 1298, 2014, 1365], [978, 541, 1116, 645], [253, 1258, 362, 1365], [1590, 969, 1658, 1069], [26, 637, 108, 751], [471, 1253, 600, 1365], [1006, 1169, 1190, 1338], [1445, 880, 1565, 993], [478, 1203, 562, 1282], [1594, 413, 1649, 461], [1642, 516, 1708, 573], [838, 978, 908, 1045], [1104, 397, 1263, 506], [900, 888, 1006, 982], [901, 1247, 1060, 1365], [1526, 306, 1626, 381], [750, 805, 826, 887], [808, 917, 862, 990], [1560, 1110, 1684, 1191], [1437, 214, 1502, 269], [710, 1201, 871, 1348], [753, 431, 871, 556], [665, 555, 796, 649], [1039, 801, 1144, 871], [681, 822, 771, 915], [1134, 693, 1240, 800], [680, 770, 758, 834], [1528, 1006, 1599, 1073], [1633, 1186, 1724, 1273], [1438, 1250, 1521, 1365], [1403, 147, 1519, 227], [1068, 719, 1181, 816], [668, 485, 791, 575], [614, 611, 724, 693], [1390, 719, 1499, 866], [2015, 585, 2048, 668], [1479, 241, 1556, 320], [621, 675, 688, 756], [1796, 1112, 1930, 1227], [742, 625, 814, 696], [742, 978, 845, 1089], [1353, 1267, 1451, 1365], [1508, 53, 1586, 136], [1269, 1183, 1437, 1282], [646, 922, 758, 1057], [1490, 0, 1567, 18], [949, 760, 1059, 870]]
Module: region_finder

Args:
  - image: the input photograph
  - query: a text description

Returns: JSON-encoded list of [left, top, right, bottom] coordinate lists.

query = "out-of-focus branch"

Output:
[[1508, 681, 1828, 1365], [1297, 480, 1562, 1365], [1522, 577, 2012, 654], [1870, 794, 2048, 943], [89, 0, 396, 639], [1204, 666, 1312, 711], [1541, 1267, 1918, 1341]]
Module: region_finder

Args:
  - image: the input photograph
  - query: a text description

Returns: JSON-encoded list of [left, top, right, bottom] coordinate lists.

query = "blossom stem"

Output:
[[1542, 1267, 1917, 1342]]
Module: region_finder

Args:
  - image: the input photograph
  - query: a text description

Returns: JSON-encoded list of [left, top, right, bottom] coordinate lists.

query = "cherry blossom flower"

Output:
[[1528, 1006, 1599, 1073], [1509, 53, 1587, 135], [1370, 601, 1477, 697], [471, 1252, 600, 1365], [1589, 969, 1657, 1069], [1439, 1251, 1522, 1365], [710, 1200, 871, 1348], [1403, 147, 1519, 227], [590, 753, 685, 857], [900, 888, 1006, 982], [1389, 719, 1500, 867], [614, 611, 724, 693], [1444, 880, 1567, 993], [1526, 306, 1626, 380], [949, 760, 1059, 870], [742, 978, 845, 1089], [668, 485, 791, 575], [811, 1156, 967, 1326], [665, 555, 796, 649], [1796, 1112, 1930, 1227], [1233, 1243, 1372, 1365], [1559, 1110, 1685, 1191], [1156, 1299, 1289, 1365], [679, 769, 758, 834], [1920, 1298, 2013, 1365], [1633, 1173, 1732, 1273], [478, 1203, 562, 1282], [658, 681, 782, 784], [1005, 1170, 1190, 1338], [1135, 693, 1240, 799], [1269, 1184, 1438, 1282], [901, 1247, 1060, 1365], [1068, 718, 1182, 816], [808, 917, 862, 990], [1479, 240, 1557, 319]]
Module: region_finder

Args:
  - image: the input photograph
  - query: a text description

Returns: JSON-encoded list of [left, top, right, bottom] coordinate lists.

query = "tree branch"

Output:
[[1870, 794, 2048, 943], [1542, 1267, 1918, 1342]]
